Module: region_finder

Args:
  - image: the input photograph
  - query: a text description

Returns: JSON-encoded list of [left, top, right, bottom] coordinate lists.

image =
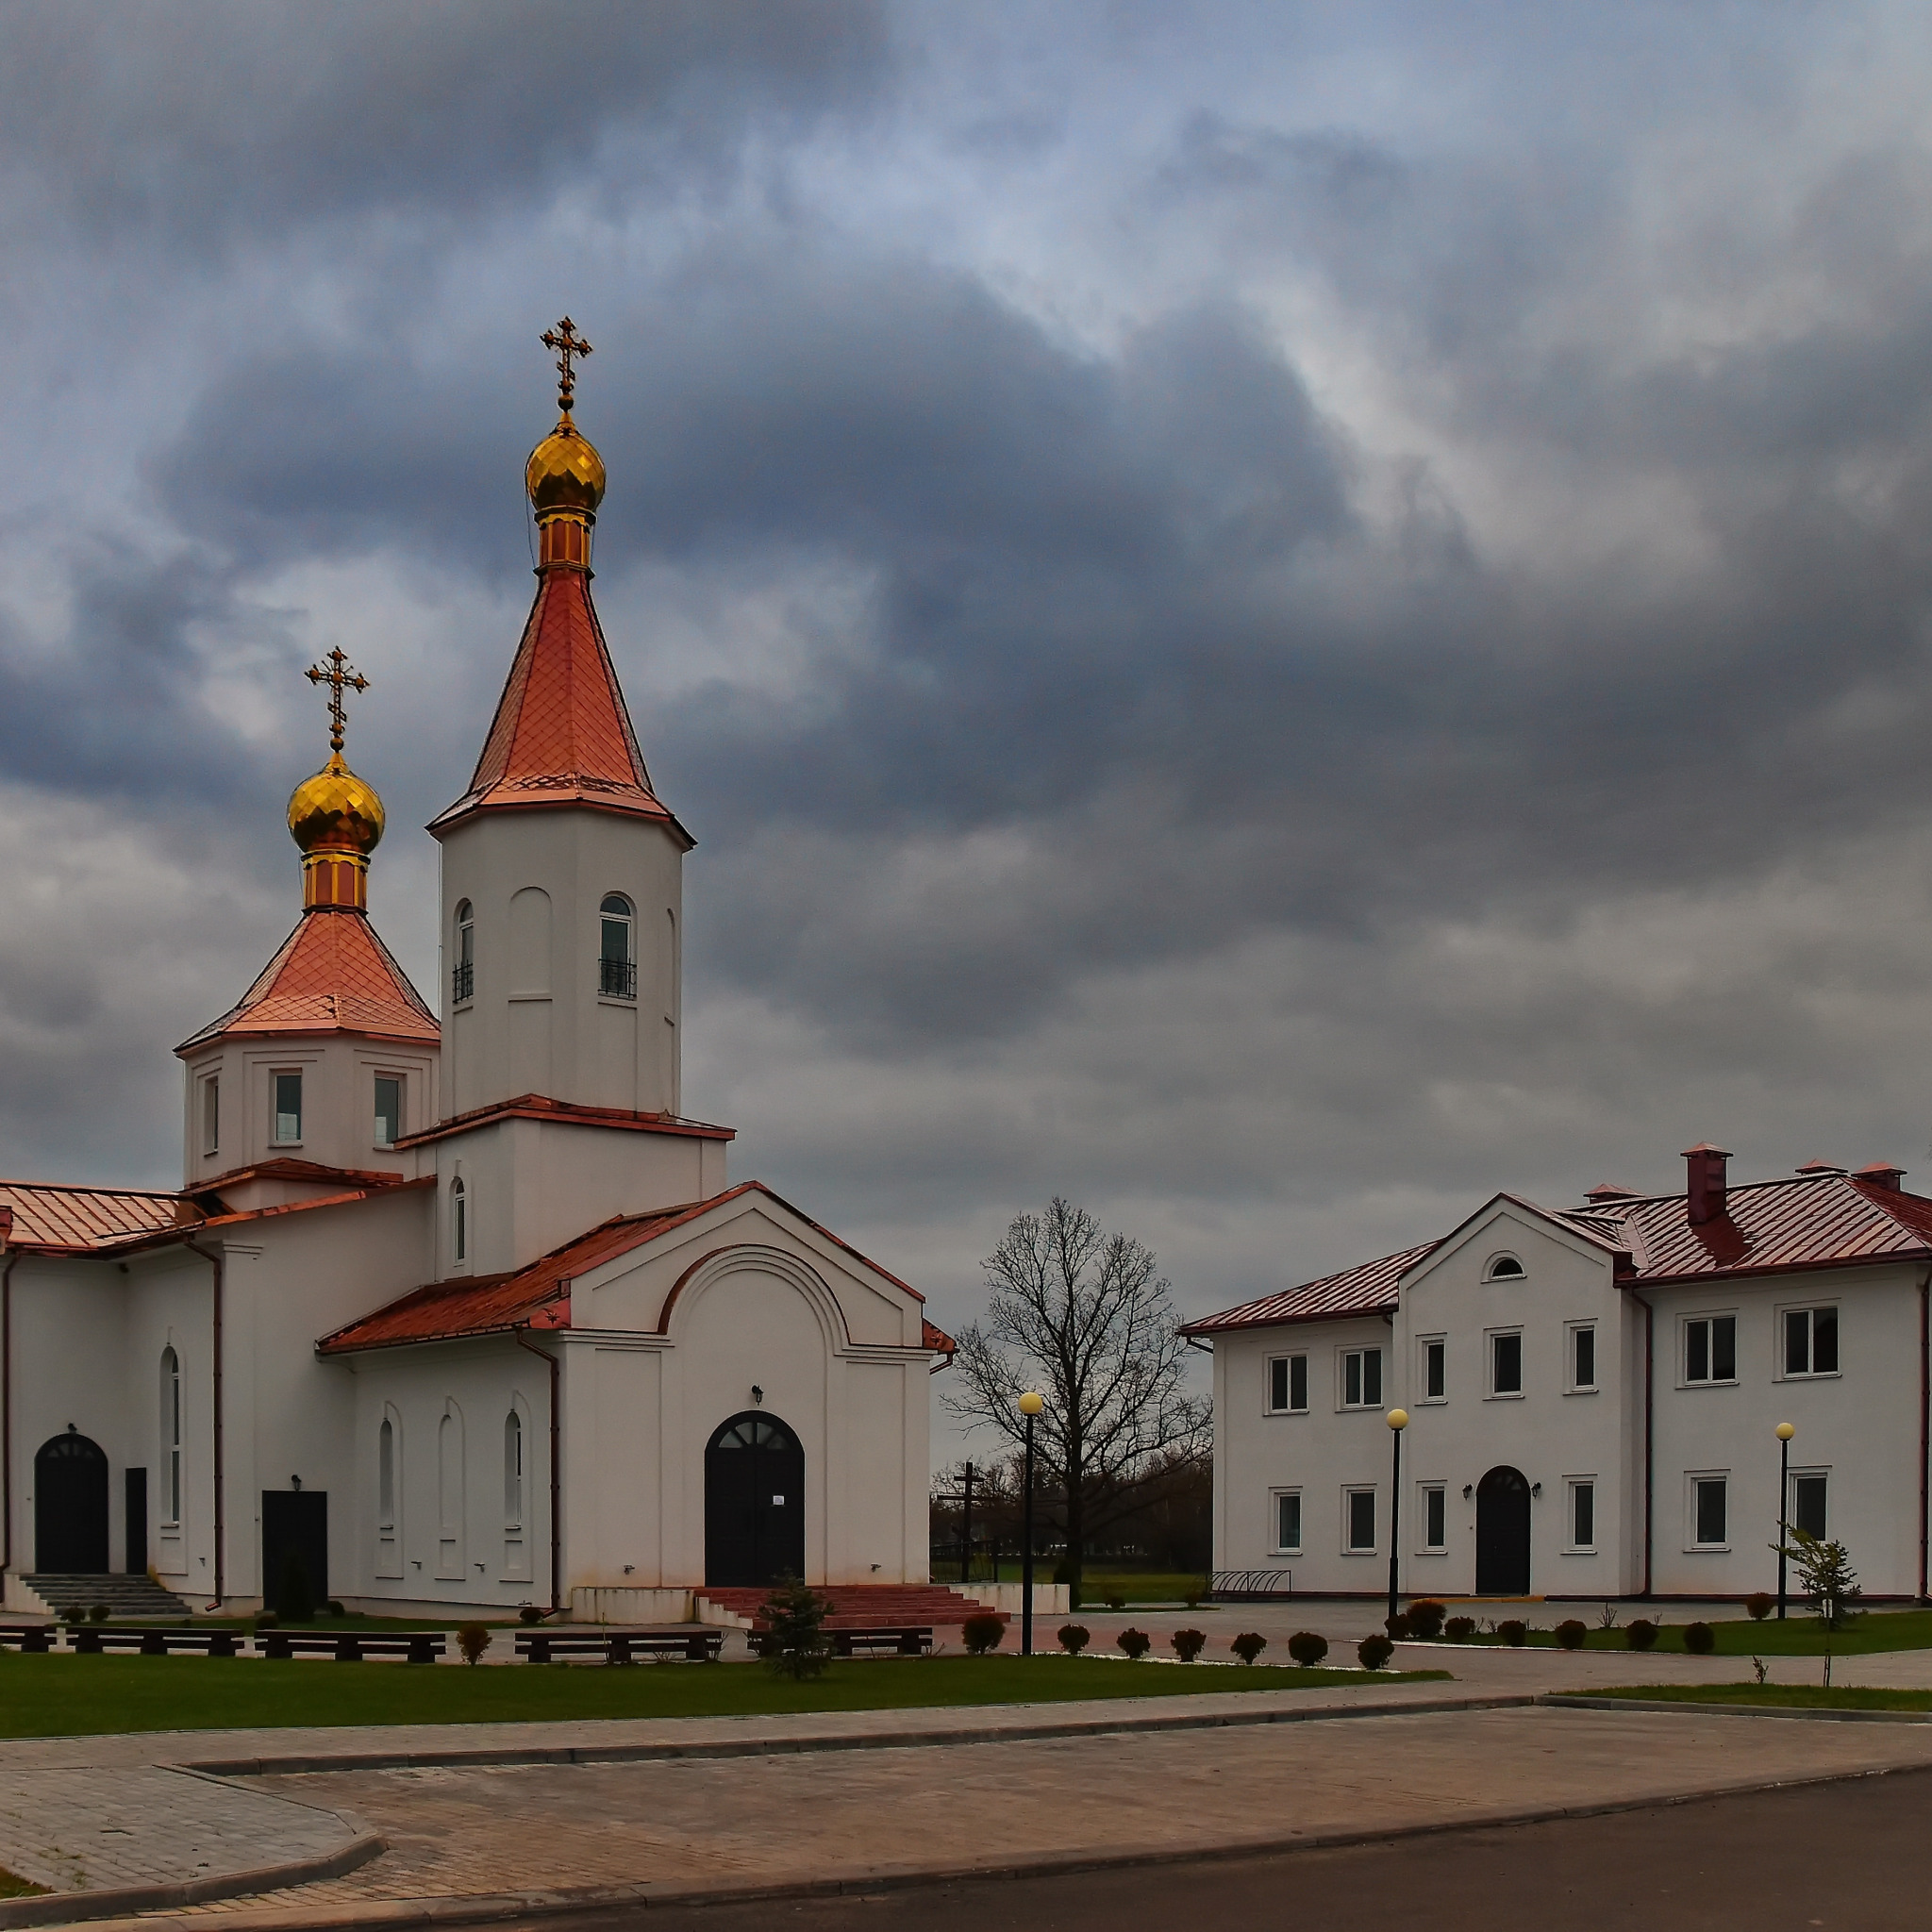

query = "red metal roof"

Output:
[[177, 908, 439, 1053], [0, 1180, 195, 1252], [394, 1092, 734, 1151], [428, 566, 690, 841], [1180, 1241, 1436, 1335]]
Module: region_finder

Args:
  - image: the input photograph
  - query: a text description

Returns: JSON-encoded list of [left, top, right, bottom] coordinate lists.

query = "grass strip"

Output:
[[1441, 1607, 1932, 1657], [0, 1870, 46, 1898], [1580, 1683, 1932, 1713]]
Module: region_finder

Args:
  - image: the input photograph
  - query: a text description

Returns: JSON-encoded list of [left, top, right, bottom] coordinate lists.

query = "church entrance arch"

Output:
[[1475, 1465, 1531, 1596], [705, 1412, 805, 1588], [35, 1431, 109, 1574]]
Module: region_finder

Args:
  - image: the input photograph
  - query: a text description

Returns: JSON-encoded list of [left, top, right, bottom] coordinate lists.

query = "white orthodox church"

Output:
[[0, 328, 951, 1617]]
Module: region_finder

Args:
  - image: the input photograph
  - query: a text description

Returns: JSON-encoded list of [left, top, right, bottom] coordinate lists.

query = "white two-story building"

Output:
[[1185, 1145, 1932, 1603]]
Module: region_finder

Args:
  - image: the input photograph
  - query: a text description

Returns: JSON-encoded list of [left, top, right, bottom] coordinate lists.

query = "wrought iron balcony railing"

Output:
[[599, 957, 637, 999], [452, 961, 474, 1003]]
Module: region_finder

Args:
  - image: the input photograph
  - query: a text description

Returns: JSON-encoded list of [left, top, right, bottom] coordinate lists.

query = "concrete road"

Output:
[[558, 1761, 1932, 1932]]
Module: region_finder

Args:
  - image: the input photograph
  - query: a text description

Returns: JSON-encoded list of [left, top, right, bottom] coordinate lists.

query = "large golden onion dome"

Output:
[[288, 753, 385, 857], [526, 411, 607, 517]]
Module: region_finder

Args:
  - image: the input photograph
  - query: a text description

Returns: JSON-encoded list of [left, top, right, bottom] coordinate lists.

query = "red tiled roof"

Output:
[[393, 1092, 733, 1151], [1180, 1241, 1437, 1335], [428, 566, 690, 842], [193, 1158, 408, 1192], [0, 1180, 195, 1252], [177, 908, 439, 1053], [923, 1318, 957, 1356]]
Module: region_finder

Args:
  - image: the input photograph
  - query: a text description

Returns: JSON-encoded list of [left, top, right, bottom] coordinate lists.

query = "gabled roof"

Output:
[[0, 1180, 196, 1253], [393, 1092, 733, 1151], [1180, 1241, 1436, 1336], [177, 908, 439, 1053], [427, 567, 691, 842]]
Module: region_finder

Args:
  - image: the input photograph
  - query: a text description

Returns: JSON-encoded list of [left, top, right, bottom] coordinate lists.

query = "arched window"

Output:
[[599, 894, 635, 998], [504, 1410, 524, 1528], [1485, 1254, 1526, 1282], [453, 900, 475, 1003], [437, 1406, 465, 1578], [378, 1418, 395, 1529], [159, 1348, 181, 1525], [451, 1177, 467, 1263]]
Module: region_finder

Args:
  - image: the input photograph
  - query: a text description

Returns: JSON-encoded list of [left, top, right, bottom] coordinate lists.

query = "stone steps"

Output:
[[21, 1574, 196, 1619], [695, 1584, 1000, 1630]]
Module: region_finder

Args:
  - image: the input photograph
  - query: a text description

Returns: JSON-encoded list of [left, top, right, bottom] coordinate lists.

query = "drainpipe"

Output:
[[1920, 1270, 1930, 1605], [2, 1216, 17, 1588], [1630, 1290, 1654, 1600], [515, 1329, 561, 1616], [182, 1238, 225, 1607]]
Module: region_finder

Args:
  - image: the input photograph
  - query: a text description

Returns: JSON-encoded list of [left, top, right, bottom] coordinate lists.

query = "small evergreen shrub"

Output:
[[456, 1623, 491, 1666], [325, 1600, 345, 1618], [1057, 1623, 1091, 1654], [1407, 1599, 1446, 1640], [1745, 1592, 1774, 1623], [758, 1574, 833, 1680], [60, 1607, 85, 1625], [1357, 1633, 1394, 1670], [1626, 1618, 1658, 1651], [89, 1604, 110, 1624], [961, 1612, 1007, 1656], [1443, 1616, 1475, 1642], [1286, 1630, 1326, 1667], [1182, 1584, 1204, 1611], [1497, 1619, 1527, 1647], [1684, 1621, 1716, 1655], [1555, 1620, 1588, 1651], [1117, 1626, 1151, 1658], [1384, 1612, 1411, 1641], [519, 1605, 543, 1624], [1171, 1627, 1207, 1662], [1232, 1630, 1269, 1664], [1105, 1591, 1126, 1611]]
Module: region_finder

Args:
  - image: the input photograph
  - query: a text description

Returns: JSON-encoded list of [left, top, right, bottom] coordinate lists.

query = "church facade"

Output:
[[0, 329, 950, 1616]]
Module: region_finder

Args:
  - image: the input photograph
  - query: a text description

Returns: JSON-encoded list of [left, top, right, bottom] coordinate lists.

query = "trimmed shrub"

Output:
[[325, 1600, 345, 1618], [1384, 1612, 1411, 1641], [1357, 1633, 1394, 1671], [60, 1607, 86, 1625], [1745, 1592, 1774, 1623], [1105, 1591, 1126, 1612], [1182, 1585, 1204, 1611], [1057, 1623, 1091, 1654], [456, 1623, 491, 1666], [1497, 1619, 1528, 1647], [1555, 1620, 1588, 1651], [1626, 1618, 1658, 1651], [1684, 1622, 1716, 1655], [1407, 1599, 1446, 1640], [519, 1605, 544, 1624], [1232, 1630, 1269, 1664], [1286, 1629, 1327, 1667], [961, 1612, 1007, 1656], [1443, 1616, 1476, 1642], [1117, 1627, 1151, 1658], [89, 1604, 110, 1624], [1171, 1627, 1207, 1662], [254, 1611, 278, 1631]]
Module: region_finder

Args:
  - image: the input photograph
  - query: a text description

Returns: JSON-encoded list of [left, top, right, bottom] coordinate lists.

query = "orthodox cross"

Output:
[[541, 316, 593, 413], [305, 647, 370, 755]]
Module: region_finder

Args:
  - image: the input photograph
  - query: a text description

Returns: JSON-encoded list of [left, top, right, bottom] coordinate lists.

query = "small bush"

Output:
[[1384, 1612, 1411, 1641], [961, 1611, 1007, 1656], [456, 1622, 491, 1666], [1443, 1616, 1475, 1642], [1232, 1630, 1269, 1664], [1105, 1591, 1126, 1611], [1407, 1599, 1446, 1640], [1497, 1619, 1527, 1647], [60, 1607, 86, 1625], [519, 1604, 543, 1624], [1182, 1585, 1204, 1610], [1745, 1592, 1774, 1623], [1117, 1627, 1151, 1658], [254, 1611, 278, 1630], [1626, 1618, 1658, 1651], [1171, 1627, 1207, 1662], [1057, 1623, 1091, 1654], [1555, 1619, 1588, 1651], [325, 1600, 345, 1618], [758, 1574, 832, 1680], [1357, 1633, 1394, 1671], [1684, 1621, 1716, 1655], [90, 1604, 110, 1624], [1286, 1629, 1327, 1667]]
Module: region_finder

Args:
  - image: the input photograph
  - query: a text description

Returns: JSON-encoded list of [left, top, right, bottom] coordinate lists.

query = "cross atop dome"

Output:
[[306, 647, 370, 755], [541, 316, 592, 415]]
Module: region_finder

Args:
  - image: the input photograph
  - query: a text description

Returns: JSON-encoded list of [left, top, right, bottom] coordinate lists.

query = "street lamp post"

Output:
[[1776, 1422, 1795, 1620], [1387, 1408, 1409, 1627], [1019, 1391, 1044, 1656]]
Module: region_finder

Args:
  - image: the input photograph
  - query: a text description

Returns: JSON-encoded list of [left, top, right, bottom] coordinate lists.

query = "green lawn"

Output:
[[1445, 1608, 1932, 1657], [0, 1652, 1444, 1740], [1584, 1684, 1932, 1713]]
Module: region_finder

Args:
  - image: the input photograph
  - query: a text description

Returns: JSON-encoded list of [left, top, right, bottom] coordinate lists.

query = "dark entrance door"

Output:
[[261, 1491, 328, 1613], [125, 1469, 148, 1576], [34, 1431, 109, 1574], [1475, 1465, 1531, 1595], [705, 1412, 806, 1587]]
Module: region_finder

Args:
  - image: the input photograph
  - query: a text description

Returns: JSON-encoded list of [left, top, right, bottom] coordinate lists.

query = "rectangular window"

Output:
[[273, 1071, 303, 1144], [1783, 1307, 1840, 1377], [1571, 1480, 1595, 1550], [1346, 1488, 1376, 1552], [1341, 1348, 1383, 1409], [1791, 1473, 1828, 1541], [1274, 1490, 1302, 1553], [1684, 1315, 1737, 1384], [1268, 1354, 1308, 1414], [1694, 1476, 1728, 1547], [374, 1075, 402, 1149], [1491, 1331, 1523, 1395], [1423, 1485, 1446, 1550], [1423, 1338, 1446, 1402], [1572, 1324, 1596, 1391]]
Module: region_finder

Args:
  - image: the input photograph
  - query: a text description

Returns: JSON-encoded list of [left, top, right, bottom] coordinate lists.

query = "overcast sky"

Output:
[[7, 2, 1932, 1434]]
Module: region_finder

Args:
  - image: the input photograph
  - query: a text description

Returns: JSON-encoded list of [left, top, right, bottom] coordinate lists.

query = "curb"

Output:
[[1544, 1694, 1932, 1724]]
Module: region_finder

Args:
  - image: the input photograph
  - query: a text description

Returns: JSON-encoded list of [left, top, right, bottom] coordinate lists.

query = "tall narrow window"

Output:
[[1346, 1489, 1377, 1552], [159, 1347, 182, 1524], [438, 1407, 464, 1578], [1491, 1331, 1523, 1395], [1424, 1339, 1446, 1401], [1571, 1480, 1596, 1549], [504, 1410, 524, 1527], [451, 1178, 467, 1263], [1792, 1473, 1828, 1540], [453, 900, 475, 1003], [1572, 1324, 1597, 1391], [201, 1077, 220, 1158], [1423, 1485, 1446, 1550], [374, 1075, 402, 1149], [378, 1418, 395, 1529], [1693, 1476, 1728, 1547], [273, 1071, 303, 1144], [599, 894, 636, 998], [1274, 1490, 1302, 1552]]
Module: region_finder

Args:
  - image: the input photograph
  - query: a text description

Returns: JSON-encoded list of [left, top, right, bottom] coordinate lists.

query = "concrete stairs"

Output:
[[20, 1574, 196, 1619], [695, 1584, 1004, 1631]]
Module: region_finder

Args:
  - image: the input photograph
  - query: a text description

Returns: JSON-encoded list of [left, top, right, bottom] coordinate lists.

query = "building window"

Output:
[[201, 1077, 220, 1158], [1490, 1330, 1524, 1396], [1692, 1475, 1728, 1548], [1422, 1485, 1446, 1551], [1345, 1488, 1377, 1552], [1268, 1354, 1308, 1414], [453, 900, 475, 1003], [1570, 1324, 1597, 1391], [1341, 1347, 1383, 1409], [504, 1410, 524, 1529], [599, 894, 637, 998], [1790, 1473, 1828, 1541], [437, 1406, 464, 1578], [273, 1071, 303, 1144], [378, 1418, 395, 1529], [1273, 1490, 1302, 1554], [1782, 1307, 1840, 1378], [1422, 1337, 1446, 1402], [451, 1178, 467, 1263], [1684, 1314, 1737, 1385], [1485, 1254, 1525, 1281], [374, 1075, 402, 1149], [159, 1347, 181, 1525], [1569, 1480, 1595, 1551]]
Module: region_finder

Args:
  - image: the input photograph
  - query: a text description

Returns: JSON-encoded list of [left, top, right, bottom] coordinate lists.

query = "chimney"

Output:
[[1793, 1159, 1846, 1177], [1683, 1143, 1731, 1225], [1855, 1160, 1906, 1191], [1583, 1182, 1640, 1206]]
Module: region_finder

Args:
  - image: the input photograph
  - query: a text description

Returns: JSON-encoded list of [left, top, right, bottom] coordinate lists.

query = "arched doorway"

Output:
[[1475, 1465, 1531, 1596], [705, 1411, 805, 1588], [35, 1432, 108, 1574]]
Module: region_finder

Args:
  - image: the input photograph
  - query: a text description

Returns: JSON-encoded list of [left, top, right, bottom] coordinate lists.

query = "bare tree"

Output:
[[944, 1196, 1208, 1599]]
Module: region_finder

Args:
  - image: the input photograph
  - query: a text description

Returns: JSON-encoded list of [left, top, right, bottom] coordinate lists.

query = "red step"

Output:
[[695, 1584, 1003, 1630]]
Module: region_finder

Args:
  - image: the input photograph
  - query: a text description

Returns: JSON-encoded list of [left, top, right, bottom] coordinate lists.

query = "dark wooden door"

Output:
[[1475, 1465, 1531, 1595], [125, 1468, 148, 1575], [705, 1412, 806, 1587], [34, 1432, 108, 1574], [261, 1491, 328, 1611]]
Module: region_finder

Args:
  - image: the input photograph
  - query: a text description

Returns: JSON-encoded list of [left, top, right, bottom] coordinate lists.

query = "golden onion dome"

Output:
[[526, 411, 607, 517], [288, 753, 385, 857]]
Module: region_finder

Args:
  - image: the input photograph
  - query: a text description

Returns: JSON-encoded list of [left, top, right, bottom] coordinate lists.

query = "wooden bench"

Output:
[[825, 1625, 933, 1657], [257, 1629, 446, 1663], [0, 1624, 57, 1654], [68, 1627, 242, 1657], [516, 1628, 723, 1665]]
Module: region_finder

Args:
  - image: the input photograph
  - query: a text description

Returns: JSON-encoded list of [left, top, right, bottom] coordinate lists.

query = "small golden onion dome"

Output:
[[288, 753, 385, 857], [526, 411, 607, 516]]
